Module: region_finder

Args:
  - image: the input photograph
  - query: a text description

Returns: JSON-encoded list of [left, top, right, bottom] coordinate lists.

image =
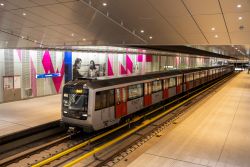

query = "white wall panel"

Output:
[[0, 50, 4, 102]]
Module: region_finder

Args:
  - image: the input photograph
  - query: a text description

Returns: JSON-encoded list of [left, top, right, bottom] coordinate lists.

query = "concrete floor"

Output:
[[125, 72, 250, 167], [0, 95, 61, 137]]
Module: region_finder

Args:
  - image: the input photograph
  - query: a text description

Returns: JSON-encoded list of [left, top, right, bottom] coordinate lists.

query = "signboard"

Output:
[[36, 73, 61, 79]]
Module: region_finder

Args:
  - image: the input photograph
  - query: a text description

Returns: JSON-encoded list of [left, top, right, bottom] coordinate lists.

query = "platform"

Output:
[[0, 95, 61, 137], [120, 71, 250, 167]]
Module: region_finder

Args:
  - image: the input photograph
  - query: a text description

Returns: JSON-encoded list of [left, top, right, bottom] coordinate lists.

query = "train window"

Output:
[[152, 80, 162, 92], [144, 82, 152, 95], [108, 90, 115, 106], [186, 74, 193, 82], [148, 83, 152, 94], [177, 76, 182, 85], [190, 74, 194, 81], [115, 88, 127, 104], [144, 83, 148, 95], [169, 77, 176, 87], [95, 90, 114, 110], [63, 87, 88, 112], [128, 84, 143, 100], [200, 71, 204, 78], [194, 72, 199, 79], [116, 89, 121, 103], [122, 88, 127, 102], [163, 79, 168, 89]]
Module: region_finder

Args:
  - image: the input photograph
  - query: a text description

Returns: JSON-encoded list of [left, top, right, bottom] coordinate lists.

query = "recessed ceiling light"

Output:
[[238, 16, 243, 20], [21, 36, 24, 39], [102, 2, 107, 6], [71, 33, 74, 37], [211, 27, 215, 31], [237, 4, 242, 8], [140, 30, 144, 33], [214, 34, 218, 38], [22, 12, 26, 16], [149, 36, 153, 39], [0, 3, 4, 6], [82, 38, 86, 41]]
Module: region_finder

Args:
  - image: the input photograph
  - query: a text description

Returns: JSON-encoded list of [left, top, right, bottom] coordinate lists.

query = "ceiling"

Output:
[[0, 0, 249, 58]]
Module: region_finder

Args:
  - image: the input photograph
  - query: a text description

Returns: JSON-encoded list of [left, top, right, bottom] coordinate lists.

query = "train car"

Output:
[[61, 65, 234, 132]]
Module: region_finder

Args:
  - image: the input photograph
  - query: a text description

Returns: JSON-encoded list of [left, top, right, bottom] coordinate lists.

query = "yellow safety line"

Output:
[[32, 123, 128, 167], [63, 73, 235, 167], [32, 73, 235, 167]]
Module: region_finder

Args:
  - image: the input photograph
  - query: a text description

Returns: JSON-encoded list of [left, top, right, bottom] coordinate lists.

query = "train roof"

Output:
[[64, 65, 232, 89]]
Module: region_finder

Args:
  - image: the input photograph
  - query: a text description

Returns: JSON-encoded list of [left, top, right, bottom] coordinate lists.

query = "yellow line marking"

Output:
[[63, 73, 235, 167], [32, 123, 128, 167], [32, 72, 235, 167]]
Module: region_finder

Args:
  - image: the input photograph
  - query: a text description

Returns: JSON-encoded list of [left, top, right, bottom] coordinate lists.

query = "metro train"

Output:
[[61, 65, 234, 132]]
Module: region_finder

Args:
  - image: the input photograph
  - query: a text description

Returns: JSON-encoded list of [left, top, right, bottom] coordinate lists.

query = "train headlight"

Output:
[[63, 111, 68, 114], [63, 100, 69, 106], [82, 113, 88, 117]]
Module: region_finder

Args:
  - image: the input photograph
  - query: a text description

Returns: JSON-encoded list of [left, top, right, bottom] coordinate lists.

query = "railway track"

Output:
[[2, 72, 237, 167]]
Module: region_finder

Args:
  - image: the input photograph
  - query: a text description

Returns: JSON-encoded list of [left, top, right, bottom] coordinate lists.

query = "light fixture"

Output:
[[82, 38, 86, 41], [21, 36, 24, 39], [149, 36, 153, 39], [34, 40, 37, 43], [211, 27, 215, 31], [71, 33, 74, 37], [0, 3, 4, 6], [102, 2, 107, 6], [140, 30, 144, 33], [214, 34, 218, 38], [22, 12, 26, 16], [238, 16, 243, 20], [237, 4, 242, 8]]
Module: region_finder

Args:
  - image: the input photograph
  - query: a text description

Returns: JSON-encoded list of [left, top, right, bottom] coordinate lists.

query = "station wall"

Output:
[[0, 49, 219, 103]]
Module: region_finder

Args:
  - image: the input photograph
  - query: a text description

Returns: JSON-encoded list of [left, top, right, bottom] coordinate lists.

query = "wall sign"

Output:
[[36, 73, 61, 79]]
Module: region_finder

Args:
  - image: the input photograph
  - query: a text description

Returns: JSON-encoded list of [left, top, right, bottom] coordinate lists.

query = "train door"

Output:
[[200, 71, 204, 84], [144, 82, 152, 107], [115, 87, 127, 118], [205, 70, 208, 82], [176, 75, 182, 94], [163, 79, 168, 99], [185, 74, 190, 91]]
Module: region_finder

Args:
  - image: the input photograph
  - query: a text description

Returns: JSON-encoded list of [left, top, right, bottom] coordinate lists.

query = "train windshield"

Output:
[[63, 87, 88, 112]]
